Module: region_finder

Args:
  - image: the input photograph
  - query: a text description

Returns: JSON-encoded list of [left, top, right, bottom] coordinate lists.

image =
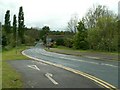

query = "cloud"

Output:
[[0, 0, 119, 30]]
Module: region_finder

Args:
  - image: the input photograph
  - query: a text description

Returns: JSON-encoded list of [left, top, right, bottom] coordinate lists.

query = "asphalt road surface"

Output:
[[23, 43, 119, 89], [8, 60, 102, 88]]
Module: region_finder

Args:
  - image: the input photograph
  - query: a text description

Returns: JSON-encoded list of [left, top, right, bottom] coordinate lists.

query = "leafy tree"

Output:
[[64, 38, 73, 48], [40, 26, 50, 44], [4, 10, 11, 45], [83, 5, 110, 29], [12, 14, 17, 46], [18, 6, 25, 44], [13, 15, 17, 37], [4, 10, 11, 34], [25, 28, 40, 45], [56, 38, 64, 46], [2, 35, 7, 47], [73, 21, 88, 49], [85, 5, 118, 51], [118, 20, 120, 52]]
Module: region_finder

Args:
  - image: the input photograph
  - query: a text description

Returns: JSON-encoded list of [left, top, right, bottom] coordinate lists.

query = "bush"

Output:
[[64, 38, 73, 48], [73, 33, 89, 50], [56, 38, 64, 46]]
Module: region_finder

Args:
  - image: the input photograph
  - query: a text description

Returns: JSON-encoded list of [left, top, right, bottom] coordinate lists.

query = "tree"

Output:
[[40, 26, 50, 44], [18, 6, 25, 44], [12, 14, 17, 47], [4, 10, 11, 45], [85, 5, 118, 51], [13, 15, 17, 39], [67, 14, 78, 33], [4, 10, 11, 34], [73, 21, 88, 49], [83, 5, 110, 29]]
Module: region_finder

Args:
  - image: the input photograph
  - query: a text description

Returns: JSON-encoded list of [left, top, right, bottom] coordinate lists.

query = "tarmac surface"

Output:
[[8, 60, 102, 88], [22, 43, 119, 88]]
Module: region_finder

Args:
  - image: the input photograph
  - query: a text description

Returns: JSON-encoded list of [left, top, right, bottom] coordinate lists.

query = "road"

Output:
[[23, 43, 119, 88], [8, 60, 102, 88]]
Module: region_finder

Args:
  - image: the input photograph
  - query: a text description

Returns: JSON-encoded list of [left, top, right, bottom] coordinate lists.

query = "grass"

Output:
[[2, 45, 31, 88], [54, 46, 119, 55], [2, 46, 30, 60], [45, 45, 118, 61], [0, 54, 2, 89]]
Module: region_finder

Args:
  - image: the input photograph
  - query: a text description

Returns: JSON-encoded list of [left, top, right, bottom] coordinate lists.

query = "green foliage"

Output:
[[86, 5, 118, 51], [4, 10, 11, 46], [13, 15, 17, 39], [4, 10, 11, 34], [18, 6, 25, 44], [40, 26, 50, 44], [73, 33, 88, 49], [83, 5, 110, 28], [73, 21, 89, 50], [12, 14, 17, 47], [24, 35, 35, 46], [2, 35, 7, 47], [24, 28, 40, 45], [56, 38, 64, 46], [2, 46, 30, 88], [64, 38, 73, 48]]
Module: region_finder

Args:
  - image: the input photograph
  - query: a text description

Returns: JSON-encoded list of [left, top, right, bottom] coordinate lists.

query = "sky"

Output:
[[0, 0, 119, 31]]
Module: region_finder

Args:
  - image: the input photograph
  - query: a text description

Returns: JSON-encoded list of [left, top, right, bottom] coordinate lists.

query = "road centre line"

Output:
[[22, 50, 117, 89], [33, 49, 118, 68]]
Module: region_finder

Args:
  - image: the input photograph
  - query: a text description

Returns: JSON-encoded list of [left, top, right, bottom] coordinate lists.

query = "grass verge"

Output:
[[55, 46, 119, 55], [2, 45, 31, 88], [45, 46, 118, 61]]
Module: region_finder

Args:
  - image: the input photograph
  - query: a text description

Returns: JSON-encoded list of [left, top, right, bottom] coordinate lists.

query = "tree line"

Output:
[[2, 4, 119, 52], [2, 6, 25, 48], [58, 5, 119, 52]]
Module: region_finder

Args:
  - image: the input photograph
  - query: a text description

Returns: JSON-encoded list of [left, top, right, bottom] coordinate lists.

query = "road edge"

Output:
[[22, 50, 117, 90]]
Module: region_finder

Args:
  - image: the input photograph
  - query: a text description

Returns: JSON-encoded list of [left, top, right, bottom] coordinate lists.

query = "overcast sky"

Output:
[[0, 0, 119, 31]]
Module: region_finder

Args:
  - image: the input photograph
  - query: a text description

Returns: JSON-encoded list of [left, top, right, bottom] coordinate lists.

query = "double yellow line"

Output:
[[22, 51, 117, 90]]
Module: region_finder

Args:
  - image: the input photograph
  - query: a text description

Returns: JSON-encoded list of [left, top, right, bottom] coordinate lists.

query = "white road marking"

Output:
[[85, 56, 100, 59], [100, 63, 118, 68], [25, 49, 118, 68], [27, 65, 40, 71], [22, 51, 117, 89], [45, 73, 58, 85]]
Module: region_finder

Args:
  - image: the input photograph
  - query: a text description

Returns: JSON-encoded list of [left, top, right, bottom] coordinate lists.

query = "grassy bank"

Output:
[[45, 46, 118, 61], [50, 46, 119, 55], [2, 46, 31, 88]]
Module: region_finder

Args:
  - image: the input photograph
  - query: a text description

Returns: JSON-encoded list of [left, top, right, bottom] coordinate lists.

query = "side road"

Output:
[[46, 48, 118, 61]]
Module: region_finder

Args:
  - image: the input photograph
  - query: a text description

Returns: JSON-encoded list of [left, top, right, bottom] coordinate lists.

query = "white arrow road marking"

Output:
[[45, 73, 58, 85], [27, 65, 40, 71]]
